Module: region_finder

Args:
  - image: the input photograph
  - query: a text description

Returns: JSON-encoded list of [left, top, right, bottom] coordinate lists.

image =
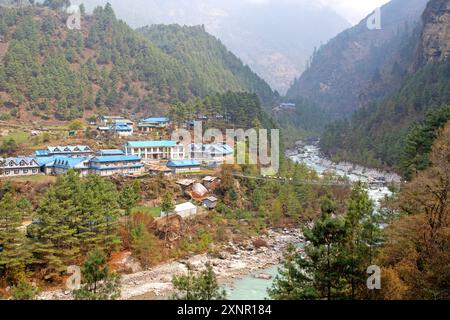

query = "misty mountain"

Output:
[[319, 0, 450, 174], [286, 0, 430, 115], [80, 0, 351, 94]]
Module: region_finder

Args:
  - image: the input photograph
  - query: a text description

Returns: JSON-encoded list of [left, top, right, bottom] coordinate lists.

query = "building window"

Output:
[[23, 169, 28, 174], [14, 170, 19, 174]]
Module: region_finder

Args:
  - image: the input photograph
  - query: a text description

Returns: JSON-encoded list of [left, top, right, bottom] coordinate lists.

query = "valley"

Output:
[[0, 0, 450, 303]]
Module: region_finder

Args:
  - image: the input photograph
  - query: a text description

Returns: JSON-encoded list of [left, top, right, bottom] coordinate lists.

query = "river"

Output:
[[225, 141, 401, 300]]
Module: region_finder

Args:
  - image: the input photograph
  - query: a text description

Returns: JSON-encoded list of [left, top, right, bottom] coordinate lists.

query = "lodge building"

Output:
[[0, 157, 41, 177], [125, 141, 184, 162]]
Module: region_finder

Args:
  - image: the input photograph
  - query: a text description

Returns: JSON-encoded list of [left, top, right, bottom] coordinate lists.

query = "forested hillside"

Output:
[[286, 0, 429, 116], [138, 24, 275, 105], [320, 0, 450, 178], [0, 3, 274, 122], [81, 0, 351, 94]]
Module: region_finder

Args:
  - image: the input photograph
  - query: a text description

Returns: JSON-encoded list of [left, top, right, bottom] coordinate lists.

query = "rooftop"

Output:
[[189, 143, 234, 155], [141, 117, 169, 123], [97, 149, 125, 156], [90, 155, 141, 163], [46, 146, 93, 153], [126, 140, 178, 148], [167, 160, 201, 168], [1, 157, 40, 166], [53, 156, 90, 169]]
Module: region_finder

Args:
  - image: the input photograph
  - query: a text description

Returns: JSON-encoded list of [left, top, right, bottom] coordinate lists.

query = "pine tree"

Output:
[[78, 175, 120, 254], [0, 192, 30, 281], [31, 171, 82, 279], [161, 191, 175, 241], [268, 196, 347, 300], [268, 244, 317, 300], [119, 181, 140, 228], [344, 181, 378, 299], [73, 249, 121, 300], [172, 262, 226, 300]]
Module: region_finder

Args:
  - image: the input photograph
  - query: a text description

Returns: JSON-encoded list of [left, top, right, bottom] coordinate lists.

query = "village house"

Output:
[[97, 122, 134, 136], [36, 156, 58, 175], [166, 160, 201, 174], [89, 155, 144, 176], [202, 176, 219, 190], [109, 122, 134, 136], [100, 116, 127, 126], [203, 196, 218, 210], [51, 157, 91, 177], [187, 143, 234, 165], [160, 202, 198, 219], [35, 145, 95, 158], [176, 178, 196, 188], [45, 154, 144, 177], [0, 157, 41, 177], [137, 117, 170, 133], [125, 141, 185, 162], [148, 165, 172, 176]]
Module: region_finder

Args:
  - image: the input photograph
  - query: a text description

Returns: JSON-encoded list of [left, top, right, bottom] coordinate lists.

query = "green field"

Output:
[[132, 206, 161, 218], [0, 130, 30, 144]]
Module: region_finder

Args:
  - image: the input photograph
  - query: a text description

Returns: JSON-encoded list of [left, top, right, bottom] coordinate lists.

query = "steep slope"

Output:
[[286, 0, 429, 116], [0, 4, 274, 123], [319, 0, 450, 176], [137, 24, 274, 105], [415, 0, 450, 66], [82, 0, 351, 94]]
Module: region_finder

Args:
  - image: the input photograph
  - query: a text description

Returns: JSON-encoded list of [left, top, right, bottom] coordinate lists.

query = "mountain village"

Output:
[[0, 115, 234, 218]]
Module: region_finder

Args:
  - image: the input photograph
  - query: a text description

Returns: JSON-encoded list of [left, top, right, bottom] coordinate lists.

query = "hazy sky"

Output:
[[244, 0, 391, 24]]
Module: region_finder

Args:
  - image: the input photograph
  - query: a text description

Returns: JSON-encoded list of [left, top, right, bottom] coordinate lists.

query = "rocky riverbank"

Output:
[[38, 228, 303, 300]]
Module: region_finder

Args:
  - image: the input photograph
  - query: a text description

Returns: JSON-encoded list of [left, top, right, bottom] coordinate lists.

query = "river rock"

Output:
[[254, 273, 273, 280]]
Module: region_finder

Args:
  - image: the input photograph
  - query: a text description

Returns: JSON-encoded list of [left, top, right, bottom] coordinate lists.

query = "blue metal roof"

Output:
[[97, 149, 125, 156], [35, 150, 49, 157], [36, 156, 57, 167], [126, 141, 177, 148], [90, 155, 141, 163], [167, 160, 201, 168], [47, 146, 93, 153], [141, 117, 169, 123], [111, 123, 133, 131], [52, 157, 90, 169], [90, 164, 144, 170], [189, 143, 234, 155]]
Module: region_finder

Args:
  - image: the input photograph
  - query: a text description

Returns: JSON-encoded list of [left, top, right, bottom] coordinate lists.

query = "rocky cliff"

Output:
[[416, 0, 450, 66]]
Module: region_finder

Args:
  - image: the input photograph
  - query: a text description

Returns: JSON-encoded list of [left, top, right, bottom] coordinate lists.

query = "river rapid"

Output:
[[225, 141, 402, 300]]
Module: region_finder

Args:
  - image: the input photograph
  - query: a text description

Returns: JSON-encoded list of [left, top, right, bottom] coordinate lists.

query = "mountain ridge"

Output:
[[0, 3, 274, 123], [319, 0, 450, 175], [286, 0, 429, 116], [81, 0, 351, 94]]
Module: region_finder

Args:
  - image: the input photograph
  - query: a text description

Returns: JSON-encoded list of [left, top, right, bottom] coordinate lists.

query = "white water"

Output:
[[225, 142, 402, 300], [288, 143, 401, 207]]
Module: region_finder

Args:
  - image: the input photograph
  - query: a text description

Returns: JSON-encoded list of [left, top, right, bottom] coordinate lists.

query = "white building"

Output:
[[125, 141, 184, 162], [187, 143, 234, 165], [89, 155, 144, 176], [160, 202, 198, 219], [0, 157, 41, 177]]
